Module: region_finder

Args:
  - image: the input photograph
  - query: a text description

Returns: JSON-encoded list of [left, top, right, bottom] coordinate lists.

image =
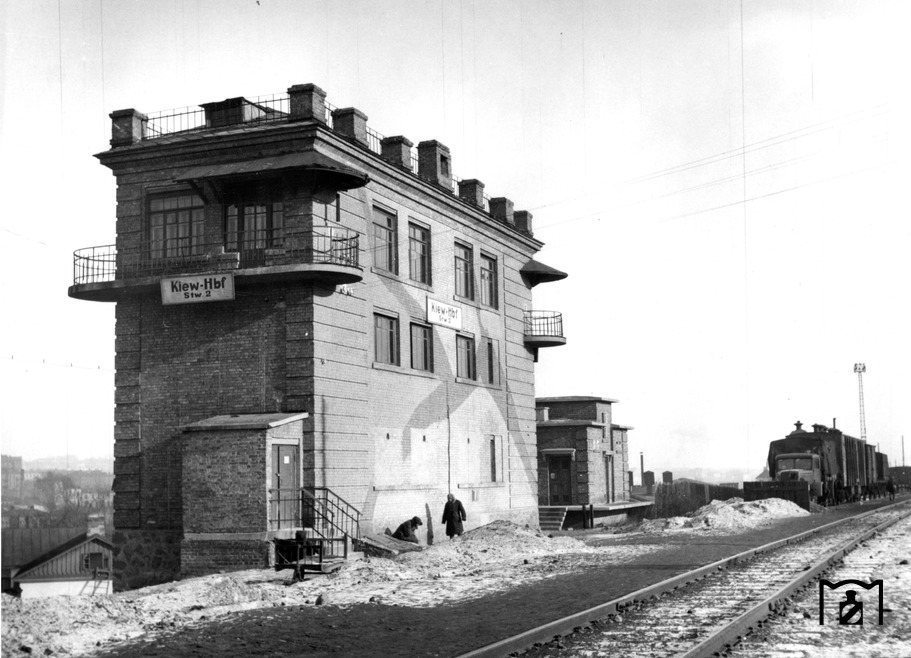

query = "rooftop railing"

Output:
[[72, 226, 359, 287], [139, 90, 493, 213], [145, 93, 290, 139]]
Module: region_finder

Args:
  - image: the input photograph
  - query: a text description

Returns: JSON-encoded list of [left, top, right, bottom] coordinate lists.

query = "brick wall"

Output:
[[182, 428, 269, 534], [180, 538, 271, 578]]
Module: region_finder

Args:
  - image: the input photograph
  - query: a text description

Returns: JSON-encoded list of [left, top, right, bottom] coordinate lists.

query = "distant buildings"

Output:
[[70, 83, 567, 589], [1, 455, 24, 500]]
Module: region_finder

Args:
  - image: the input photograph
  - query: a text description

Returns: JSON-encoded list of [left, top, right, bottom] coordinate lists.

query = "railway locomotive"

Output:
[[766, 420, 890, 505]]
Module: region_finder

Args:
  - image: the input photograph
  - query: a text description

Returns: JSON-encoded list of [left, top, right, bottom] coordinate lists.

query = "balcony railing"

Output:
[[523, 310, 566, 347], [72, 226, 360, 287]]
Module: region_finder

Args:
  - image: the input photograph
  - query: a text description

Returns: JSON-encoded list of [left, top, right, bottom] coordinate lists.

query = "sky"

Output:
[[1, 0, 909, 479]]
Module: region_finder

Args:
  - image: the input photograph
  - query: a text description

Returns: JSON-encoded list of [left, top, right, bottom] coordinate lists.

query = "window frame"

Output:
[[408, 221, 432, 285], [479, 253, 498, 308], [374, 313, 400, 366], [82, 551, 109, 572], [410, 322, 434, 372], [485, 337, 498, 385], [224, 200, 285, 253], [373, 206, 398, 274], [456, 334, 476, 380], [454, 242, 474, 300], [148, 192, 206, 260]]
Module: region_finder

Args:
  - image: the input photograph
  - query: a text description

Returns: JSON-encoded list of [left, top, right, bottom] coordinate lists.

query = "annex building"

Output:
[[70, 83, 567, 589], [535, 396, 632, 530]]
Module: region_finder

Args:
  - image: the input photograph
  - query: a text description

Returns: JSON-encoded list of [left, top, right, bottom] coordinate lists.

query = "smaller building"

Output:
[[535, 396, 631, 507], [12, 532, 113, 598]]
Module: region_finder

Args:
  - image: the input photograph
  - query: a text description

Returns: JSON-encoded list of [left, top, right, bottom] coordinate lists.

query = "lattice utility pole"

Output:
[[854, 363, 867, 441]]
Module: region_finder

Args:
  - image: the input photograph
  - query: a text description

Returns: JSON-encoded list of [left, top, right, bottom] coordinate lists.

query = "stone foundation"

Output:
[[112, 529, 181, 591]]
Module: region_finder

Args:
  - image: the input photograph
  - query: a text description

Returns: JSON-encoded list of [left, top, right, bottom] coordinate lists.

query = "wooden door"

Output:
[[548, 455, 573, 505]]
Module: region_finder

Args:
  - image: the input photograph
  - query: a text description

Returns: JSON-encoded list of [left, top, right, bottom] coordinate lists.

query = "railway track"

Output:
[[457, 502, 911, 658]]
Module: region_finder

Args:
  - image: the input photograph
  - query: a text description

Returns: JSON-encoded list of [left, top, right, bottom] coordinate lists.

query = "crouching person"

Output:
[[392, 516, 423, 544]]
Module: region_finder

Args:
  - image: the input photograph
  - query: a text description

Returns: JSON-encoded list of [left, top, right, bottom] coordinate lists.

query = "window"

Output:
[[410, 323, 433, 372], [456, 335, 475, 380], [225, 201, 284, 257], [408, 223, 431, 284], [479, 255, 498, 308], [374, 314, 399, 365], [373, 207, 398, 273], [149, 193, 205, 259], [489, 436, 498, 482], [82, 552, 109, 571], [486, 338, 498, 385], [454, 243, 473, 299]]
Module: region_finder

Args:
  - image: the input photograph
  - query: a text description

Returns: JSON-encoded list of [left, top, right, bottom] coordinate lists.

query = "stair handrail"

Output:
[[301, 486, 361, 541]]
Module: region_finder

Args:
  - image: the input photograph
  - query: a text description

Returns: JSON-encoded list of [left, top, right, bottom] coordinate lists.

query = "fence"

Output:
[[653, 481, 744, 518]]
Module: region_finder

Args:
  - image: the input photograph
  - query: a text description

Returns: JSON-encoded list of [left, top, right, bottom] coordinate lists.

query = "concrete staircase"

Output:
[[538, 507, 567, 533]]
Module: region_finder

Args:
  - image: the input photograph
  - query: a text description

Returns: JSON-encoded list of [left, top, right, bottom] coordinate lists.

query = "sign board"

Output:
[[426, 297, 462, 330], [161, 273, 235, 305]]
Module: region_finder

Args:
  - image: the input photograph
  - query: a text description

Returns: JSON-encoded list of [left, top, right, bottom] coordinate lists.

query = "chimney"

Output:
[[458, 179, 485, 208], [536, 407, 549, 422], [380, 136, 414, 170], [332, 107, 369, 147], [514, 210, 533, 234], [489, 197, 515, 225], [417, 140, 452, 190], [110, 109, 147, 147], [288, 83, 328, 123]]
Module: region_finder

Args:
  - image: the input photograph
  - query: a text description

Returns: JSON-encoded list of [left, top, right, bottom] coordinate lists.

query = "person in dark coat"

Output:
[[392, 516, 422, 543], [886, 477, 896, 501], [442, 493, 466, 539]]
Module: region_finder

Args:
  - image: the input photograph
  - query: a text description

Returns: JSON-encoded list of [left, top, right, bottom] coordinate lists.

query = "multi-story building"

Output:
[[70, 83, 566, 589]]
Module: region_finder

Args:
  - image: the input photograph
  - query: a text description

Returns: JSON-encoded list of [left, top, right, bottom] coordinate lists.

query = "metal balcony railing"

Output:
[[523, 310, 564, 338], [72, 226, 360, 286]]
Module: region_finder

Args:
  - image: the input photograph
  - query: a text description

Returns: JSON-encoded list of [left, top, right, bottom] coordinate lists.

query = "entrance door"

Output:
[[547, 455, 573, 505], [271, 444, 300, 529]]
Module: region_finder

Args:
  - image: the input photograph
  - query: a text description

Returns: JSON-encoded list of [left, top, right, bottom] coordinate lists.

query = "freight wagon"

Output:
[[765, 420, 890, 505]]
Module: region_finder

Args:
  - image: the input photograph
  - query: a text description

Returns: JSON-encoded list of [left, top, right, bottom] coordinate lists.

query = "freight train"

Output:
[[766, 420, 890, 505]]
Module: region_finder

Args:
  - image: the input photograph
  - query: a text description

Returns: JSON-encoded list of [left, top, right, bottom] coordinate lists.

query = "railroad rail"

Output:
[[457, 501, 911, 658]]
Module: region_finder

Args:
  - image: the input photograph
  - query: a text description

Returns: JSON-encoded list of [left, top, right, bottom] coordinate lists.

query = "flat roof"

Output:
[[537, 419, 605, 428], [611, 424, 635, 430], [536, 396, 619, 404], [183, 412, 308, 432]]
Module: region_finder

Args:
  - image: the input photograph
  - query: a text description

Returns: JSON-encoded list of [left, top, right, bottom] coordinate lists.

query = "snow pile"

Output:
[[641, 497, 809, 533]]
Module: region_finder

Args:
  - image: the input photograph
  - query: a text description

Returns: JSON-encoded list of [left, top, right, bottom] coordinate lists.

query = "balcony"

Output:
[[523, 310, 566, 348], [69, 226, 362, 302]]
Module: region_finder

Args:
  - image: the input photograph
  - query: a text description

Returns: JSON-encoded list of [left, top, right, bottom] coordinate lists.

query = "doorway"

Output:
[[547, 454, 573, 505], [270, 443, 299, 529]]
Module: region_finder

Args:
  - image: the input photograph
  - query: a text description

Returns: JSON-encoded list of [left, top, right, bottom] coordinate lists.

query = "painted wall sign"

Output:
[[161, 273, 235, 305], [426, 297, 462, 329]]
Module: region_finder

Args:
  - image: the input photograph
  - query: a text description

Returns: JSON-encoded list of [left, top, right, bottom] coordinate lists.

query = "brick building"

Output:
[[69, 83, 566, 589], [535, 397, 630, 507]]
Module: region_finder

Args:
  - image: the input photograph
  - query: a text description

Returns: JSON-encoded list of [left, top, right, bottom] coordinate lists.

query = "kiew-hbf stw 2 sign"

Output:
[[161, 273, 235, 305]]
